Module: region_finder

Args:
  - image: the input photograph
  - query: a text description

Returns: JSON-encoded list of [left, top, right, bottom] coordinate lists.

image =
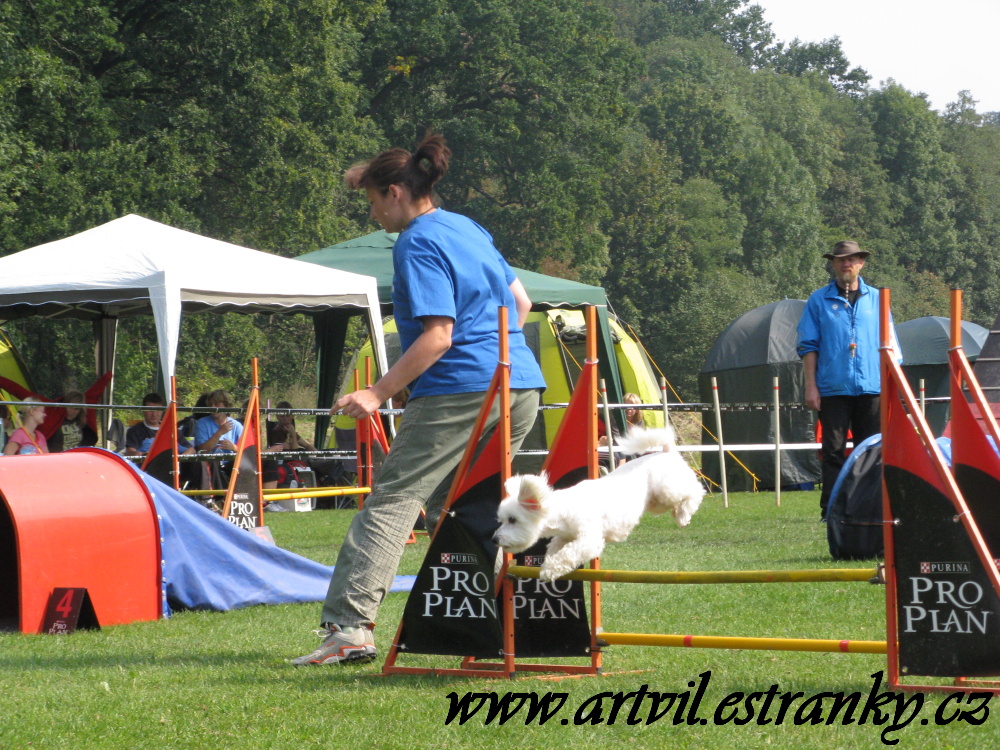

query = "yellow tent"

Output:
[[331, 311, 663, 448], [0, 327, 34, 400]]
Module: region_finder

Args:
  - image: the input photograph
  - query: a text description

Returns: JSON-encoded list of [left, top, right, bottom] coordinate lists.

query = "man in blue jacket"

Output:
[[798, 241, 897, 520]]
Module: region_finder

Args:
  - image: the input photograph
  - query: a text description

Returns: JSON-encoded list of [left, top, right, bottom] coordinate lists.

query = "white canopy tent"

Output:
[[0, 214, 388, 423]]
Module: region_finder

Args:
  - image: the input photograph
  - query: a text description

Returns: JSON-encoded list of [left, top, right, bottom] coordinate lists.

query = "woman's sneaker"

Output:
[[291, 624, 377, 666]]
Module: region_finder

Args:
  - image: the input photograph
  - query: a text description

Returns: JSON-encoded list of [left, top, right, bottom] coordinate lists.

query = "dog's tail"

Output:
[[616, 425, 676, 455]]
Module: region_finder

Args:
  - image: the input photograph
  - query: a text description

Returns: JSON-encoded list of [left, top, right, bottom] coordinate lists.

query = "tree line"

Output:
[[2, 0, 998, 405]]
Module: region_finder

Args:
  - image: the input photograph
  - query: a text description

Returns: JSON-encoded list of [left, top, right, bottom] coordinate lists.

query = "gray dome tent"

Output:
[[897, 316, 988, 436], [698, 299, 819, 492]]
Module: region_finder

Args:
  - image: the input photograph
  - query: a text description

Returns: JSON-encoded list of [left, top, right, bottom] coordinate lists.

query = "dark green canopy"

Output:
[[897, 315, 988, 435], [298, 231, 624, 442], [698, 299, 819, 492], [297, 230, 609, 310]]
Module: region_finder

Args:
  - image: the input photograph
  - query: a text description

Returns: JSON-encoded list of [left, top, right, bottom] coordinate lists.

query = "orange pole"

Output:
[[585, 305, 602, 673], [496, 307, 516, 678], [880, 288, 901, 688], [950, 289, 962, 348], [352, 369, 368, 508], [169, 376, 180, 491], [252, 358, 263, 526]]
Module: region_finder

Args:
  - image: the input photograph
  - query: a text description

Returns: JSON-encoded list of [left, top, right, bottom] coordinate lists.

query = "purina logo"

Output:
[[523, 555, 545, 567], [440, 552, 478, 565], [919, 561, 971, 574]]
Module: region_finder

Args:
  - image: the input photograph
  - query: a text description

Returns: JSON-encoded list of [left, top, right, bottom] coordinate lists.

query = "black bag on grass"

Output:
[[827, 435, 884, 561]]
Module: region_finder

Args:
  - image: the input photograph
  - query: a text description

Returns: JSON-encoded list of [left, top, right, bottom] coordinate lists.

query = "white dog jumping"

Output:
[[494, 426, 704, 581]]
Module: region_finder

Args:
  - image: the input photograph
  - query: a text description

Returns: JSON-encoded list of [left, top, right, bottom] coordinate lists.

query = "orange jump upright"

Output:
[[0, 449, 161, 633]]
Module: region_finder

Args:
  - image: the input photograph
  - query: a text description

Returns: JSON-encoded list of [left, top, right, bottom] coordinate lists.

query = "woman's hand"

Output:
[[335, 387, 383, 419]]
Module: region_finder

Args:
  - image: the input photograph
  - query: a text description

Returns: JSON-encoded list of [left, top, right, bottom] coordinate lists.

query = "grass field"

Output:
[[1, 490, 997, 749]]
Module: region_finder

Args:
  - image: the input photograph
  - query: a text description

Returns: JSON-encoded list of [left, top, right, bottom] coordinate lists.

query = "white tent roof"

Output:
[[0, 214, 388, 382]]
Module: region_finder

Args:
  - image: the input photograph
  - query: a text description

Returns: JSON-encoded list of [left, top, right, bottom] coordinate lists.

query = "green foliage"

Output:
[[353, 0, 641, 281], [656, 268, 779, 399], [734, 129, 824, 293], [638, 37, 748, 185], [941, 93, 1000, 325], [770, 36, 871, 96], [173, 315, 265, 406], [0, 0, 383, 254]]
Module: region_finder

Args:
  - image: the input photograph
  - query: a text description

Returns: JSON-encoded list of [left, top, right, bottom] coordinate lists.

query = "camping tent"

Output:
[[0, 327, 34, 445], [0, 215, 388, 420], [297, 230, 634, 437], [698, 299, 819, 492], [0, 328, 34, 395], [973, 311, 1000, 403], [338, 311, 665, 467], [897, 316, 988, 435]]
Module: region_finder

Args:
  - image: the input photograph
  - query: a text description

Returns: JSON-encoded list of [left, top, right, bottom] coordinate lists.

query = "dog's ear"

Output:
[[516, 474, 548, 513], [518, 494, 543, 513]]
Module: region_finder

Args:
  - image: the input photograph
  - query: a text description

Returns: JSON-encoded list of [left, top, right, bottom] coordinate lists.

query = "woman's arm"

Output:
[[336, 316, 453, 419], [509, 278, 532, 328]]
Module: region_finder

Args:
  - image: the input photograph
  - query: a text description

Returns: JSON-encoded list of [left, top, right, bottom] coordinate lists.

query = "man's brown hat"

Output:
[[823, 240, 870, 260]]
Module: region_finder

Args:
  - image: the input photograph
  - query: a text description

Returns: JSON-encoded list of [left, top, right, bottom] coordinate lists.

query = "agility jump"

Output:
[[380, 305, 884, 677], [380, 296, 1000, 694]]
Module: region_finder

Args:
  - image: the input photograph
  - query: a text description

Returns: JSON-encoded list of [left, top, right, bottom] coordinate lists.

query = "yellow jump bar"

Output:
[[506, 566, 879, 584], [181, 487, 370, 498], [600, 632, 887, 654]]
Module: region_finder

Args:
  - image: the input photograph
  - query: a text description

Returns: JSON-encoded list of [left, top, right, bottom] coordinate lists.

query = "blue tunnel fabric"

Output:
[[131, 469, 414, 616]]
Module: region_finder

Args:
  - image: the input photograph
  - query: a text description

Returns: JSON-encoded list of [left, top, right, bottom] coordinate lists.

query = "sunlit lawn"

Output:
[[0, 491, 996, 749]]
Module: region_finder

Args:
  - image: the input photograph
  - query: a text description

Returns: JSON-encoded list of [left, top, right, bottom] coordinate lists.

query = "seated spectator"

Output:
[[623, 392, 645, 431], [125, 392, 195, 457], [263, 400, 314, 495], [267, 401, 316, 452], [195, 390, 243, 453], [0, 373, 112, 445], [48, 389, 98, 452], [598, 392, 646, 468], [3, 398, 49, 455], [195, 389, 243, 491]]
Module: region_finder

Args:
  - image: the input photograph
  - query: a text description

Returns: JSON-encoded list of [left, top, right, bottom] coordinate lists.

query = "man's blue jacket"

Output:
[[797, 277, 898, 397]]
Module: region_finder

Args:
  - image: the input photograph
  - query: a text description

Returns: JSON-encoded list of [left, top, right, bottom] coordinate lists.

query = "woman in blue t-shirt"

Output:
[[293, 132, 546, 666]]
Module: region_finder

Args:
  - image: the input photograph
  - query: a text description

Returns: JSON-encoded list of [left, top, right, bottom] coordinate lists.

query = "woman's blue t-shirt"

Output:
[[392, 209, 546, 399]]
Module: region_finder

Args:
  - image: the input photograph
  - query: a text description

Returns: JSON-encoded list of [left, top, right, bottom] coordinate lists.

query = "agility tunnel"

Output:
[[0, 448, 413, 634]]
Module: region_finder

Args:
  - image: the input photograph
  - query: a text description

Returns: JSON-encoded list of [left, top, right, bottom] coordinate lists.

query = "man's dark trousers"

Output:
[[818, 394, 881, 518]]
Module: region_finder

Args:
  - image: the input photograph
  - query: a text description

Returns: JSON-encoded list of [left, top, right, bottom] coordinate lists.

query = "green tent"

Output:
[[337, 310, 665, 467], [897, 316, 988, 436], [297, 231, 627, 443], [298, 230, 609, 309], [698, 299, 819, 492]]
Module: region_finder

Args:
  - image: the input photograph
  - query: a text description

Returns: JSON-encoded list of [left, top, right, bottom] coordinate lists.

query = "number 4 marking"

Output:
[[55, 590, 75, 619]]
